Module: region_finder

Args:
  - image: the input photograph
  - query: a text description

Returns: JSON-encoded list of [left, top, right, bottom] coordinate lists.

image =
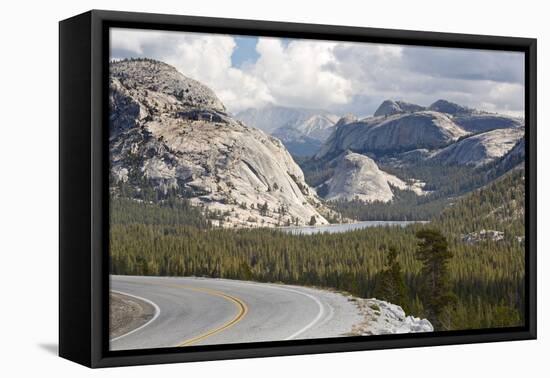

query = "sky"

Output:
[[110, 28, 525, 117]]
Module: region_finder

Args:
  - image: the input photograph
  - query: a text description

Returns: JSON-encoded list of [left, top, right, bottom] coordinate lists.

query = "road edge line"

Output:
[[109, 289, 161, 343], [279, 287, 325, 340]]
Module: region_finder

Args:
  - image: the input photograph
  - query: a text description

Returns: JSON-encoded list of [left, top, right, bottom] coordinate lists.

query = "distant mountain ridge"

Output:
[[308, 98, 524, 204], [109, 61, 525, 218], [236, 105, 339, 134], [236, 105, 340, 157], [317, 98, 523, 160], [317, 110, 469, 159]]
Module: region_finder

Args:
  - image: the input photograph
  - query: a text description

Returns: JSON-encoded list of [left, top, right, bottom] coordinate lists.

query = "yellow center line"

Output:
[[113, 280, 249, 346], [169, 285, 248, 347]]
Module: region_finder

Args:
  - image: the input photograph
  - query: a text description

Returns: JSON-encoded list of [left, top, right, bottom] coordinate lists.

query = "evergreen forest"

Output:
[[110, 169, 526, 331]]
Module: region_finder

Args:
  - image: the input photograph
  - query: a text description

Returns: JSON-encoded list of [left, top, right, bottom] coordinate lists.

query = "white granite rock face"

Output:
[[462, 229, 505, 244], [374, 99, 426, 117], [109, 59, 329, 228], [334, 114, 359, 128], [351, 298, 434, 335], [428, 99, 472, 115], [320, 152, 426, 203], [316, 111, 469, 159], [431, 127, 524, 167], [110, 59, 226, 113], [453, 114, 524, 133], [317, 99, 523, 162]]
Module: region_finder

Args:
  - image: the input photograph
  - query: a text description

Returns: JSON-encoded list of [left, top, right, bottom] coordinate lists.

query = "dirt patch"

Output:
[[110, 292, 156, 340]]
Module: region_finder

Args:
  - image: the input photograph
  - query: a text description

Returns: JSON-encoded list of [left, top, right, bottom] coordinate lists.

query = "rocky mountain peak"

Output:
[[373, 100, 402, 117], [316, 110, 468, 159], [335, 114, 359, 127], [236, 105, 338, 134], [373, 100, 425, 117], [109, 60, 329, 228], [429, 99, 471, 115], [110, 59, 226, 113]]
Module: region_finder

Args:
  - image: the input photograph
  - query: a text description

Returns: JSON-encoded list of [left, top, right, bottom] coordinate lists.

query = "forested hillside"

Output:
[[437, 168, 525, 237], [305, 156, 524, 222], [110, 169, 525, 331]]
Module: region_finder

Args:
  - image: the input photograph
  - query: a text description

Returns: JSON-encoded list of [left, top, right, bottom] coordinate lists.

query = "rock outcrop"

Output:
[[316, 111, 468, 159], [318, 151, 425, 202], [428, 99, 472, 115], [462, 229, 505, 244], [497, 138, 525, 170], [350, 298, 433, 335], [334, 114, 358, 128], [111, 58, 226, 113], [109, 59, 329, 228], [453, 114, 524, 133], [431, 127, 524, 167], [373, 99, 426, 117], [312, 99, 524, 201], [428, 99, 523, 131]]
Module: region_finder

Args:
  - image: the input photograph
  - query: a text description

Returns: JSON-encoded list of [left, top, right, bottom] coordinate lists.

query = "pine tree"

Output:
[[415, 229, 456, 330], [373, 246, 409, 312], [259, 202, 269, 216]]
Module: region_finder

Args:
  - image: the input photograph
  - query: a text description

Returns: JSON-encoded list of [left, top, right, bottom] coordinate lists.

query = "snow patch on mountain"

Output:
[[236, 105, 339, 135], [236, 105, 340, 156]]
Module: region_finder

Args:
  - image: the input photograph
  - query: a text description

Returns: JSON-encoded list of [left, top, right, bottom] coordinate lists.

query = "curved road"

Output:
[[110, 275, 363, 351]]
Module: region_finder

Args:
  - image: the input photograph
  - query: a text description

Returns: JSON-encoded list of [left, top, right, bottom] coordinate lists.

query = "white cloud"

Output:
[[247, 38, 352, 109], [110, 28, 525, 116], [111, 29, 273, 112]]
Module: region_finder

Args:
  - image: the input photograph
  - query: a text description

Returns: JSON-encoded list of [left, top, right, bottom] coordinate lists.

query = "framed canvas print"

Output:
[[59, 10, 537, 368]]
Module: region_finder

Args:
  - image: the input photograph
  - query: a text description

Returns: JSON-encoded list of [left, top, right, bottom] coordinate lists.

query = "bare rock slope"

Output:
[[109, 59, 328, 227], [317, 110, 468, 159], [319, 151, 425, 203], [431, 127, 524, 167], [373, 99, 426, 117]]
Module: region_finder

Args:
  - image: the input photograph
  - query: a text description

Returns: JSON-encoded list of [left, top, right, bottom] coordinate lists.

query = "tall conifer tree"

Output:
[[415, 229, 456, 330]]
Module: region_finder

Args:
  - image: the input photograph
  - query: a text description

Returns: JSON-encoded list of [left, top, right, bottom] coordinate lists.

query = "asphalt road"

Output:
[[110, 275, 363, 351]]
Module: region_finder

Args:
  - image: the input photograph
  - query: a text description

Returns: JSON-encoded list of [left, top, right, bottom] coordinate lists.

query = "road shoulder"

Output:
[[109, 291, 156, 340]]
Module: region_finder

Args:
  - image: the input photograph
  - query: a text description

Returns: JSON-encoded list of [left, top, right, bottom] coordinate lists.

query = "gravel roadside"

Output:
[[109, 291, 156, 340]]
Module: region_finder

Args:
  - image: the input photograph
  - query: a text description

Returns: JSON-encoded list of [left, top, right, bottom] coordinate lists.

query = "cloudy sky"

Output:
[[110, 28, 525, 117]]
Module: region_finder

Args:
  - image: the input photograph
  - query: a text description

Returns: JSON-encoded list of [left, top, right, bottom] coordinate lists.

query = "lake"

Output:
[[280, 220, 427, 235]]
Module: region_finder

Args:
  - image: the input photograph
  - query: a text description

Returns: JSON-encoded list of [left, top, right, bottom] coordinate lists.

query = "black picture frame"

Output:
[[59, 9, 537, 368]]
